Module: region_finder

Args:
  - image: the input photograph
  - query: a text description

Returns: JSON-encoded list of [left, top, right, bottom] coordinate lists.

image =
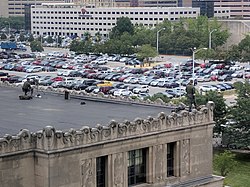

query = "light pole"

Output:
[[209, 29, 217, 49], [5, 21, 10, 39], [191, 47, 207, 82], [156, 27, 165, 54]]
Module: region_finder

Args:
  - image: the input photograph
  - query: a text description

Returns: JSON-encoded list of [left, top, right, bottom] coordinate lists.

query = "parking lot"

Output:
[[0, 47, 249, 100]]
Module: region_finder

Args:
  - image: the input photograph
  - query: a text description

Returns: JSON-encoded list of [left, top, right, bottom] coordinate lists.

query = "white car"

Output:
[[114, 89, 132, 97], [197, 75, 211, 82], [229, 65, 243, 71], [133, 85, 149, 94], [150, 79, 160, 86], [26, 66, 43, 73], [199, 85, 218, 92]]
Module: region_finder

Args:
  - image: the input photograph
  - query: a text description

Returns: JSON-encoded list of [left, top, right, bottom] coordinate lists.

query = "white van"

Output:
[[63, 77, 75, 85]]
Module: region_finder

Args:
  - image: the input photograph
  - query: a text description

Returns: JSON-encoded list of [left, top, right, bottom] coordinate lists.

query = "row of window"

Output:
[[32, 10, 196, 15], [96, 142, 176, 187], [214, 10, 230, 13], [34, 26, 111, 31], [32, 16, 181, 22]]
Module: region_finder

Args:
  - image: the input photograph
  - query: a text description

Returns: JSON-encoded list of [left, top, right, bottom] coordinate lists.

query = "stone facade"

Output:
[[0, 101, 224, 187]]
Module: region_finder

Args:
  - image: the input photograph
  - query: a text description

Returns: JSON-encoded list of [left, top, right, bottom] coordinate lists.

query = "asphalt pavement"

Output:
[[0, 86, 172, 137]]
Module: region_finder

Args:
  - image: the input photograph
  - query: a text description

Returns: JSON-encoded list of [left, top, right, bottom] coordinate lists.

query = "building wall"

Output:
[[214, 0, 250, 19], [0, 0, 9, 17], [31, 3, 200, 37], [0, 102, 224, 187], [0, 0, 65, 17], [219, 20, 250, 49]]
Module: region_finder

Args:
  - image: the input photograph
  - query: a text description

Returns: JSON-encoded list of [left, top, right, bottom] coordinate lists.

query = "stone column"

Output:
[[80, 158, 95, 187], [112, 152, 125, 187]]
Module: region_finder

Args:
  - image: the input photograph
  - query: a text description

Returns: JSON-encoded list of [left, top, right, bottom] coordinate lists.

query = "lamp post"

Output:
[[156, 27, 165, 54], [191, 47, 208, 82], [5, 21, 10, 39], [209, 29, 217, 49]]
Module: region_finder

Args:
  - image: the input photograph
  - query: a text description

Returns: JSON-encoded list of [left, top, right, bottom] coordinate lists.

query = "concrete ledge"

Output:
[[168, 175, 224, 187]]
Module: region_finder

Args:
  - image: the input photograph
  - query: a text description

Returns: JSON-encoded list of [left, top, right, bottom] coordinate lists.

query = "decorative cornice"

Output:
[[0, 100, 215, 155]]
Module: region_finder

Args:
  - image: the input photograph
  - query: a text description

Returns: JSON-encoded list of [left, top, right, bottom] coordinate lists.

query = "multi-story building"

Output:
[[0, 0, 65, 17], [192, 0, 214, 18], [31, 3, 200, 38], [214, 0, 250, 19]]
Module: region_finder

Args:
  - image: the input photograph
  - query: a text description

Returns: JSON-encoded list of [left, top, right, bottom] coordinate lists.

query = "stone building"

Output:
[[0, 101, 223, 187]]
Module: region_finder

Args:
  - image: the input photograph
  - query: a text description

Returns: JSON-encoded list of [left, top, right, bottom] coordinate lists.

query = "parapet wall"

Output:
[[0, 101, 214, 155]]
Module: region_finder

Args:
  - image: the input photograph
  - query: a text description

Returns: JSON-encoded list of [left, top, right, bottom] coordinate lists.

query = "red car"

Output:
[[52, 76, 64, 81], [164, 63, 172, 68], [210, 75, 218, 81]]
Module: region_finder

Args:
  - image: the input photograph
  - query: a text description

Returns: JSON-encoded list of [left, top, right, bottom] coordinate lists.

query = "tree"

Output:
[[231, 35, 250, 62], [83, 32, 91, 41], [226, 81, 250, 149], [28, 34, 34, 42], [195, 91, 228, 133], [136, 44, 157, 66], [47, 36, 53, 44], [214, 150, 237, 176], [94, 32, 102, 43], [30, 40, 44, 52], [110, 17, 134, 39]]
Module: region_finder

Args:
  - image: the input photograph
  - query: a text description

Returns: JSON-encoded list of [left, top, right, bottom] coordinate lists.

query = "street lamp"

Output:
[[209, 29, 217, 49], [5, 21, 10, 39], [156, 27, 166, 54], [191, 47, 208, 82]]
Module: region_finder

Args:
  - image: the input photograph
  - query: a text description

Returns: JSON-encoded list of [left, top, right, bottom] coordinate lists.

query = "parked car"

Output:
[[133, 85, 149, 94], [114, 89, 132, 97], [26, 66, 43, 73], [217, 74, 233, 81], [199, 85, 218, 92]]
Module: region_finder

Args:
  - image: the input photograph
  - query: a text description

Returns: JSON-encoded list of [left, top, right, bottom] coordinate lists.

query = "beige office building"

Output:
[[215, 0, 250, 19], [0, 0, 64, 17], [31, 3, 200, 38]]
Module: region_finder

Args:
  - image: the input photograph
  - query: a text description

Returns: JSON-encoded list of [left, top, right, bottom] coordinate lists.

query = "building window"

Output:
[[128, 148, 147, 186], [167, 142, 176, 177], [96, 156, 107, 187]]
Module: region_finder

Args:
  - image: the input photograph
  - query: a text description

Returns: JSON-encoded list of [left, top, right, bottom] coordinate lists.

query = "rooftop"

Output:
[[0, 86, 172, 137]]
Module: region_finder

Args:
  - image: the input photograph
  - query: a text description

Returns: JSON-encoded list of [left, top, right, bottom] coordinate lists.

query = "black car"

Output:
[[0, 72, 8, 77], [85, 86, 98, 93], [217, 74, 233, 81], [74, 83, 89, 90]]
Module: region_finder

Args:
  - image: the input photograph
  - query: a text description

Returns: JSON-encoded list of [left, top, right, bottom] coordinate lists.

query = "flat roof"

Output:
[[0, 87, 172, 137]]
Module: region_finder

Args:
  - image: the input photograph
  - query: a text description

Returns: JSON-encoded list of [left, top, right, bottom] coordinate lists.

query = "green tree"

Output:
[[149, 93, 171, 103], [226, 81, 250, 148], [195, 91, 227, 133], [94, 32, 102, 43], [226, 45, 241, 62], [83, 32, 91, 41], [30, 40, 44, 52], [214, 150, 237, 176], [136, 44, 157, 66], [0, 17, 24, 31], [110, 17, 134, 39], [132, 25, 154, 46], [69, 40, 92, 54], [231, 35, 250, 62], [28, 34, 34, 42], [47, 36, 53, 44]]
